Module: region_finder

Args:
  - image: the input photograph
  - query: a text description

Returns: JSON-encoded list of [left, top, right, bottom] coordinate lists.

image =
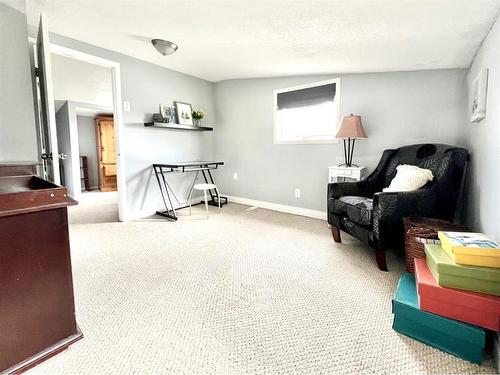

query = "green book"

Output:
[[425, 244, 500, 296]]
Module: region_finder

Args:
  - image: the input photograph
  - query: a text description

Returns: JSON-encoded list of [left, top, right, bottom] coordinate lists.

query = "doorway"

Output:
[[52, 47, 125, 221], [31, 15, 126, 221], [54, 101, 115, 191], [54, 101, 119, 221]]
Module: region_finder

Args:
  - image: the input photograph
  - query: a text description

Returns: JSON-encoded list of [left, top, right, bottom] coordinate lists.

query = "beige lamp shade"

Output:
[[335, 114, 367, 139]]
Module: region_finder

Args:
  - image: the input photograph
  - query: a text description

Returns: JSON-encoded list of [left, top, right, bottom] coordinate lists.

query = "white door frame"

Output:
[[48, 43, 127, 222]]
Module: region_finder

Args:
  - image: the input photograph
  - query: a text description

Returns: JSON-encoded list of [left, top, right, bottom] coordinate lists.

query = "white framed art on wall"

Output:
[[470, 68, 488, 123]]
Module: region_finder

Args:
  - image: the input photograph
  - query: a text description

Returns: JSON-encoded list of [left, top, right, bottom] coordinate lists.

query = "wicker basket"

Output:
[[403, 217, 468, 274]]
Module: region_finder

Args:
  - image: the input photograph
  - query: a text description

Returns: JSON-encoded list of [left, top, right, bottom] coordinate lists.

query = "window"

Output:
[[273, 78, 340, 144]]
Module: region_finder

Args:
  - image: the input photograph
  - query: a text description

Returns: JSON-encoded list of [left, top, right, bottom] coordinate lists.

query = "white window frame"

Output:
[[273, 78, 341, 145]]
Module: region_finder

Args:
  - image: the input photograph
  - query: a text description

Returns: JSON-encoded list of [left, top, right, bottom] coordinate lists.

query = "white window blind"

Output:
[[274, 79, 340, 144]]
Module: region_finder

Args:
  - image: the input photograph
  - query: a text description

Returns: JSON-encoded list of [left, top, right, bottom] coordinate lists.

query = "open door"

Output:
[[35, 13, 60, 184]]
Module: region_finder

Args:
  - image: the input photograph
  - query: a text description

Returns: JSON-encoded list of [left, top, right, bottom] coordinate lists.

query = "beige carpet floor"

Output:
[[28, 192, 496, 374]]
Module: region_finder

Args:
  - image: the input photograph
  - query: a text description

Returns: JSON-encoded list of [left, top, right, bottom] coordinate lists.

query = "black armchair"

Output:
[[327, 144, 469, 271]]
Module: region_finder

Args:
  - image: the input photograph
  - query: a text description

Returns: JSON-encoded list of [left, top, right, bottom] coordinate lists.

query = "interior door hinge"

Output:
[[34, 67, 40, 77]]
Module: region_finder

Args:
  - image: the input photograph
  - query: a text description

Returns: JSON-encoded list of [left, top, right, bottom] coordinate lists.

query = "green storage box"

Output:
[[392, 273, 485, 364], [425, 244, 500, 296]]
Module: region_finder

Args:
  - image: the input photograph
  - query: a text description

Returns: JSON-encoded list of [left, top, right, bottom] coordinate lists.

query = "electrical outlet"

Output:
[[233, 172, 238, 180], [123, 101, 131, 112], [295, 188, 301, 198]]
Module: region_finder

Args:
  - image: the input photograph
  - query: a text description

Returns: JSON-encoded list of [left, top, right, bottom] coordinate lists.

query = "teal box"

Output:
[[392, 273, 485, 364]]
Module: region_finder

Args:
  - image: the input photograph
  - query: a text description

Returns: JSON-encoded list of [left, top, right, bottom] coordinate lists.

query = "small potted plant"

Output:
[[192, 109, 205, 126]]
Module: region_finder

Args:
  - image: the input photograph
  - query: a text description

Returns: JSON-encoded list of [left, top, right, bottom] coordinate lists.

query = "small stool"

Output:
[[188, 183, 221, 218]]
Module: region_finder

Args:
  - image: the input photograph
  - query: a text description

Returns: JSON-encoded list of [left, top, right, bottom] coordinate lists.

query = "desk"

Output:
[[153, 161, 227, 221]]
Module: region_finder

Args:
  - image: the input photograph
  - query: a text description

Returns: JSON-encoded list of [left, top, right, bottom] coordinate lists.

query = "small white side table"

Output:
[[328, 166, 366, 183]]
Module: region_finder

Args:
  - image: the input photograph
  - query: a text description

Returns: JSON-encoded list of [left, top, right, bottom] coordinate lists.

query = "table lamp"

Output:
[[335, 114, 367, 167]]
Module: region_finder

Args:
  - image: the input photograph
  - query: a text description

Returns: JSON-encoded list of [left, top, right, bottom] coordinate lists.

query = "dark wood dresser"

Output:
[[0, 161, 39, 177], [0, 174, 83, 373]]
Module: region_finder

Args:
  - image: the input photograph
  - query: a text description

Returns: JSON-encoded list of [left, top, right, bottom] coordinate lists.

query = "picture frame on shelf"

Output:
[[174, 101, 193, 125], [159, 104, 177, 123]]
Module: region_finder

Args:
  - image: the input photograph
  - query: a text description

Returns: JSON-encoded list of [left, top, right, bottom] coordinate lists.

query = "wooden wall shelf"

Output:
[[144, 122, 213, 131]]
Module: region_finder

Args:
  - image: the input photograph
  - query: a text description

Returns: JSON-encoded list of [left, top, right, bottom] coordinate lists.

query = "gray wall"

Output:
[[214, 69, 467, 211], [0, 0, 38, 161], [48, 34, 216, 218], [52, 54, 113, 108], [77, 115, 99, 189], [465, 16, 500, 241]]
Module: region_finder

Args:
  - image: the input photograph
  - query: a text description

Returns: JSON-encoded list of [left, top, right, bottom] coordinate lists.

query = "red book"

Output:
[[414, 258, 500, 331]]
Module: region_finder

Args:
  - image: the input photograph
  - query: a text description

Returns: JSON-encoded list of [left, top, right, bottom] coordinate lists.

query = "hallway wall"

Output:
[[77, 115, 99, 189]]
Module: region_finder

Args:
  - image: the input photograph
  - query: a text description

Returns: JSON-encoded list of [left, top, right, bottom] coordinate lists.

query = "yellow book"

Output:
[[438, 231, 500, 268]]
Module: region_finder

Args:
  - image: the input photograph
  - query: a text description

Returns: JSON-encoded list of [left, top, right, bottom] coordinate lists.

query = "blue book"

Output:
[[392, 273, 485, 364]]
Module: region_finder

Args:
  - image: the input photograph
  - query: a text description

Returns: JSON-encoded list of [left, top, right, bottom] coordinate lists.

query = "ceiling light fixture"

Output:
[[151, 39, 178, 56]]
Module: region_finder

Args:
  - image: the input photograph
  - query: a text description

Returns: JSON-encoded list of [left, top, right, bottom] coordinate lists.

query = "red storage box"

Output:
[[414, 258, 500, 331]]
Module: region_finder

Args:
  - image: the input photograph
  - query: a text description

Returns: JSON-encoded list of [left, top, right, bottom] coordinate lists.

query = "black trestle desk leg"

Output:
[[153, 166, 168, 213], [154, 166, 177, 221]]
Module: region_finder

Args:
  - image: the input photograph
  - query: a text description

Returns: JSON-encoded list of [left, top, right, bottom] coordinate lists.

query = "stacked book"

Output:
[[392, 231, 500, 365]]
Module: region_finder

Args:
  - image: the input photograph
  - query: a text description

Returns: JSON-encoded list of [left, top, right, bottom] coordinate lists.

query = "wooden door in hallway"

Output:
[[96, 116, 117, 192]]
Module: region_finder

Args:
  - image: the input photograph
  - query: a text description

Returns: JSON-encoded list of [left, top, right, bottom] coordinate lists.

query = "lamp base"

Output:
[[341, 138, 359, 168]]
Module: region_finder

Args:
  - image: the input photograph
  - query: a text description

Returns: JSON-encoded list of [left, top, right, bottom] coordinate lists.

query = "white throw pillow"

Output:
[[383, 165, 434, 193]]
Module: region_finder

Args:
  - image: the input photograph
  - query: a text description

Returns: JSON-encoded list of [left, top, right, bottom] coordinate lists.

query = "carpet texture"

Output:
[[28, 192, 495, 374]]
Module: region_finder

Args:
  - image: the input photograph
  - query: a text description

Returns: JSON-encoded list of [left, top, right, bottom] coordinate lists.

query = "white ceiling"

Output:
[[26, 0, 500, 82]]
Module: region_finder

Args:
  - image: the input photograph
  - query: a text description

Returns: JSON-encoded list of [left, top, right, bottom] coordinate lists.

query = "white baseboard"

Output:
[[127, 195, 327, 221], [226, 195, 326, 220]]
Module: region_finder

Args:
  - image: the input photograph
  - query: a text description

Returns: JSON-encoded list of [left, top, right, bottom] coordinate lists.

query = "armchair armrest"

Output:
[[327, 180, 373, 199], [372, 189, 441, 250]]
